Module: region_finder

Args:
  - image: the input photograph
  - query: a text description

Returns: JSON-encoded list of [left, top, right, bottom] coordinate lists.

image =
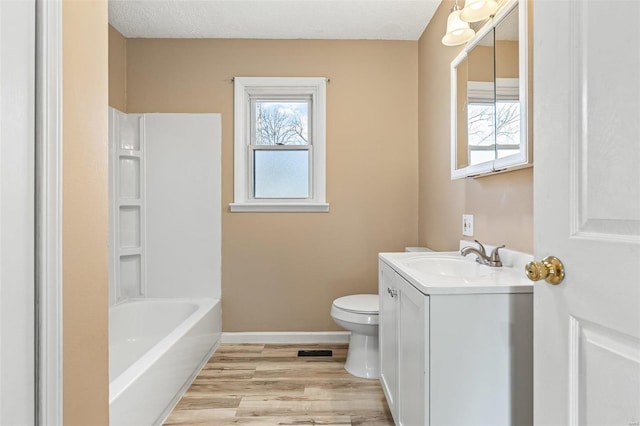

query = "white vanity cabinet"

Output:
[[379, 263, 429, 424], [378, 255, 533, 426]]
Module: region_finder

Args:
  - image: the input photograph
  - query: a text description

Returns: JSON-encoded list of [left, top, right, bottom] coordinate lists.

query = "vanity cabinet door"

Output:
[[380, 261, 430, 425], [379, 262, 400, 422], [397, 277, 429, 426]]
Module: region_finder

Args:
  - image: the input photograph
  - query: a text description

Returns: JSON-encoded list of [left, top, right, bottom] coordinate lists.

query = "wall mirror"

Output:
[[450, 0, 530, 179]]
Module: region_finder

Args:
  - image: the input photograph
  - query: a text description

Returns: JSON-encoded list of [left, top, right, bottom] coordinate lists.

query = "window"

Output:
[[230, 77, 328, 212]]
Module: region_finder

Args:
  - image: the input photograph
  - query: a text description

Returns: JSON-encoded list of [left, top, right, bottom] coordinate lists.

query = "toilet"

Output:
[[330, 294, 379, 379]]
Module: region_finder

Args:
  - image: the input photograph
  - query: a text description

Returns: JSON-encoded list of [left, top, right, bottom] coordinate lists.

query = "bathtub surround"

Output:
[[108, 109, 222, 423], [108, 110, 222, 303], [144, 114, 221, 300]]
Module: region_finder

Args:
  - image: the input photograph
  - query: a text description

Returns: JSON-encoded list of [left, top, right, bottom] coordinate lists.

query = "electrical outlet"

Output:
[[462, 214, 474, 236]]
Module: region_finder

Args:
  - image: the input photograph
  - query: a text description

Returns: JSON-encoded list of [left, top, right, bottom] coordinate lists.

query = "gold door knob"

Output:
[[525, 256, 565, 285]]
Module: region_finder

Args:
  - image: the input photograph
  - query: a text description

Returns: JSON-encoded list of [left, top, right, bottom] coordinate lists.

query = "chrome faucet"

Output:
[[460, 240, 504, 267]]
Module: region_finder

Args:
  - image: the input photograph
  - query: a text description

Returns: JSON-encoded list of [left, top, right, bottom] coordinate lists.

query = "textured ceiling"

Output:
[[108, 0, 441, 40]]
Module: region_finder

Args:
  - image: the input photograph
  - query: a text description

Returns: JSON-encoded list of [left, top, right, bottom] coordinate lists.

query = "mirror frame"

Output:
[[450, 0, 530, 179]]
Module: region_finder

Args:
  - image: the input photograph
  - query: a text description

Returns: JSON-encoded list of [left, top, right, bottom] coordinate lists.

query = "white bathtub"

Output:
[[109, 298, 221, 425]]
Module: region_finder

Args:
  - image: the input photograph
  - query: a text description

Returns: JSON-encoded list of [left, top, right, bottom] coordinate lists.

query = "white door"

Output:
[[533, 1, 640, 425], [0, 0, 36, 424]]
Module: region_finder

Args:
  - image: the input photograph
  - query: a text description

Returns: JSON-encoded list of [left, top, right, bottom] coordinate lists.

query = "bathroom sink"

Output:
[[403, 257, 493, 280], [379, 251, 533, 295]]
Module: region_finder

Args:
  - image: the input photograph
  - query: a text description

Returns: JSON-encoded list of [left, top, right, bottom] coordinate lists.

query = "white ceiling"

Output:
[[108, 0, 441, 41]]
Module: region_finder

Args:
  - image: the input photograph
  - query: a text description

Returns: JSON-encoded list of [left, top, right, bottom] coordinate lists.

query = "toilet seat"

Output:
[[331, 294, 378, 326], [332, 294, 378, 314]]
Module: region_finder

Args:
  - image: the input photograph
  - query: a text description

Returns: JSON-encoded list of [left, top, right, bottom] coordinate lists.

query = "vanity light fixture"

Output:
[[441, 0, 476, 46], [459, 0, 498, 23]]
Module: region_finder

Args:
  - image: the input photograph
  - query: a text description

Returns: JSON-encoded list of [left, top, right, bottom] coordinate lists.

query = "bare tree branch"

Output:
[[256, 104, 308, 145], [467, 102, 520, 147]]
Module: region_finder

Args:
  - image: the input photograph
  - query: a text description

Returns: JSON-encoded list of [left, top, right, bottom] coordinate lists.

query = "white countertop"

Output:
[[379, 248, 534, 295]]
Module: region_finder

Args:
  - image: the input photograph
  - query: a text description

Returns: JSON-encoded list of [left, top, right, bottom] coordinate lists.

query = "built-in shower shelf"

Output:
[[118, 200, 142, 207], [120, 248, 142, 257], [119, 150, 141, 158], [110, 108, 146, 304]]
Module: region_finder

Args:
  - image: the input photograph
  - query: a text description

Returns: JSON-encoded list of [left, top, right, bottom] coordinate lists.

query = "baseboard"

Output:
[[221, 331, 350, 344]]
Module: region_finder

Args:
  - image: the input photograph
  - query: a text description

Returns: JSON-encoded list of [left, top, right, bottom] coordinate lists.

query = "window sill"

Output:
[[229, 202, 330, 213]]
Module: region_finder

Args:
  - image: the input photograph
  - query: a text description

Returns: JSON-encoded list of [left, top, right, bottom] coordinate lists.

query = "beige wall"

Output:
[[108, 24, 127, 111], [462, 41, 519, 83], [418, 0, 533, 253], [123, 38, 419, 331], [468, 45, 494, 82], [63, 1, 109, 424], [496, 40, 520, 78]]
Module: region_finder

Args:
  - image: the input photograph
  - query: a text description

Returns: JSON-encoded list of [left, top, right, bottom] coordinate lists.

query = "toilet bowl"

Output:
[[330, 294, 379, 379]]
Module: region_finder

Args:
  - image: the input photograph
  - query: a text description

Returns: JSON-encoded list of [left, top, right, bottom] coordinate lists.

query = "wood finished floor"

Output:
[[164, 343, 394, 426]]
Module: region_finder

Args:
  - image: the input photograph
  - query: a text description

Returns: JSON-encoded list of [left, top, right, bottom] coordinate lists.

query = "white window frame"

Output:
[[230, 77, 329, 212]]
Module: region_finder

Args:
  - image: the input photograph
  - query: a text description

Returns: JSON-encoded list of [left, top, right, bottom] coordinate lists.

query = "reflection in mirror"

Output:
[[456, 57, 469, 169], [466, 29, 495, 166], [494, 5, 520, 160], [450, 0, 529, 180]]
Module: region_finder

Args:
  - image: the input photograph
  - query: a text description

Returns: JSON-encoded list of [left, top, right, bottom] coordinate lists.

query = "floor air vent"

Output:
[[297, 349, 332, 357]]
